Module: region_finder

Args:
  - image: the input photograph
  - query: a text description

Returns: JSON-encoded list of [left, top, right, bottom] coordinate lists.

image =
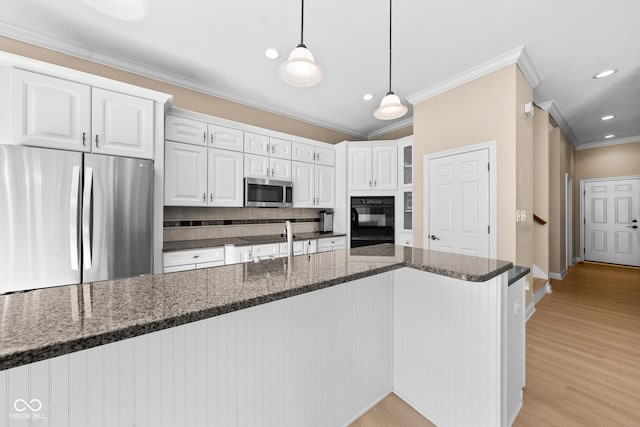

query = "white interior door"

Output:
[[584, 178, 640, 266], [428, 149, 490, 257]]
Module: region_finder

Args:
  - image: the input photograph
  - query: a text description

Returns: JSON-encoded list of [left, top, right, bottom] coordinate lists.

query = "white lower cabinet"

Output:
[[163, 247, 225, 273], [399, 232, 414, 247], [317, 236, 346, 252], [292, 161, 335, 208]]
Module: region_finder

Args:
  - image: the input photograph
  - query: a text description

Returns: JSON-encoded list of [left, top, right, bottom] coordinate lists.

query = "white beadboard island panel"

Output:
[[393, 267, 507, 427], [1, 273, 394, 427]]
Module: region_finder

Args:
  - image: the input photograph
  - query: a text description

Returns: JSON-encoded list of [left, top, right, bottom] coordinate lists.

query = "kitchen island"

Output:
[[0, 245, 522, 427]]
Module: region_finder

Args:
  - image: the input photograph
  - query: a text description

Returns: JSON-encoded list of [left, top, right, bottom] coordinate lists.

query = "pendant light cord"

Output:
[[388, 0, 392, 93], [300, 0, 305, 45]]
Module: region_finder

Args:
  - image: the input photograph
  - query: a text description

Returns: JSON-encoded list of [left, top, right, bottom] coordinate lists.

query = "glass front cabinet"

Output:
[[397, 136, 413, 247]]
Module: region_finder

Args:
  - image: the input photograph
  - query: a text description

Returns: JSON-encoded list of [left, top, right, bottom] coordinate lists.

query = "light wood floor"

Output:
[[351, 262, 640, 427]]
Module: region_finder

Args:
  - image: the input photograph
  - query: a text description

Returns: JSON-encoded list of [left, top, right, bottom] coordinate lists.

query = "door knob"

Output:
[[430, 235, 440, 241]]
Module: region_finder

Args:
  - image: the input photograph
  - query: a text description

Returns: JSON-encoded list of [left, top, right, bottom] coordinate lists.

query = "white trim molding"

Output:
[[407, 45, 542, 106], [575, 135, 640, 151], [537, 100, 579, 148], [525, 304, 536, 322], [549, 269, 567, 281], [367, 116, 413, 139]]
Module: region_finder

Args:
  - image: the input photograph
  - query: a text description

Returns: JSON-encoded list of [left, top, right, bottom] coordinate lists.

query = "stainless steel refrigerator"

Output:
[[0, 145, 154, 293]]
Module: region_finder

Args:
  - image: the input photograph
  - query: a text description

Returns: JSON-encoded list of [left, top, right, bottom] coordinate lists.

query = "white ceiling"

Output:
[[1, 0, 639, 147]]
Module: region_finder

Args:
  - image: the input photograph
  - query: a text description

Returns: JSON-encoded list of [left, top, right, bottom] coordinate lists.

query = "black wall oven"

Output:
[[350, 196, 395, 248]]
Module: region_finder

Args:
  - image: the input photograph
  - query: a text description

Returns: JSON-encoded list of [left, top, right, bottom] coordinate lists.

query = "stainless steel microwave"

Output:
[[244, 178, 293, 208]]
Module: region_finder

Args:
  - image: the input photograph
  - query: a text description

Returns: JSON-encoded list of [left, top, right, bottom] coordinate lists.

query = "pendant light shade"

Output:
[[374, 91, 408, 120], [374, 0, 407, 120], [280, 0, 323, 87]]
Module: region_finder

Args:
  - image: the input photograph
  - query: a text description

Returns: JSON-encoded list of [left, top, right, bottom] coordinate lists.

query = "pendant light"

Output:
[[374, 0, 407, 120], [279, 0, 323, 87]]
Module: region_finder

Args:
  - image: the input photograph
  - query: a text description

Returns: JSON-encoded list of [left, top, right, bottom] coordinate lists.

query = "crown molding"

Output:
[[407, 45, 542, 106], [575, 135, 640, 151], [537, 100, 578, 148], [367, 116, 414, 139], [0, 22, 366, 139]]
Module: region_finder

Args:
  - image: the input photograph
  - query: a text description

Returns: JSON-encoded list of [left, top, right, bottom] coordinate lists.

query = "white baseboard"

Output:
[[341, 389, 392, 426], [508, 398, 524, 427], [574, 257, 582, 264], [549, 268, 567, 280], [525, 303, 536, 322], [533, 281, 552, 305]]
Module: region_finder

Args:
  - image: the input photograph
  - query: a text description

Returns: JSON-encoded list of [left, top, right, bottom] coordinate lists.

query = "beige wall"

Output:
[[515, 70, 534, 305], [548, 128, 575, 275], [0, 36, 355, 144], [573, 140, 640, 259], [413, 65, 519, 262], [532, 107, 550, 280]]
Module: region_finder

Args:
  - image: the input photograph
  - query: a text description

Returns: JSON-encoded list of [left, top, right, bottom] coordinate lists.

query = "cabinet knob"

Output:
[[369, 179, 372, 187], [203, 131, 206, 142], [210, 193, 213, 202], [82, 132, 86, 146], [202, 193, 206, 202], [95, 135, 99, 148], [374, 180, 377, 187]]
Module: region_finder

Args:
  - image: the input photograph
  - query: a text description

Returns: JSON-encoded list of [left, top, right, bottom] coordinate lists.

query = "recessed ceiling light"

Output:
[[593, 69, 617, 79], [81, 0, 149, 21], [264, 48, 280, 60], [362, 94, 374, 101], [604, 134, 616, 139], [600, 115, 615, 121]]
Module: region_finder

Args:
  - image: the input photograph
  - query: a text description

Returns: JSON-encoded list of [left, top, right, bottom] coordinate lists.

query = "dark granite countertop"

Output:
[[163, 232, 347, 252], [507, 265, 530, 286], [0, 244, 511, 371]]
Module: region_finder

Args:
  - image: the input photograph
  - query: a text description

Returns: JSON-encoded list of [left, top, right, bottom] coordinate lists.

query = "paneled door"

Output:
[[428, 148, 490, 257], [584, 178, 640, 266]]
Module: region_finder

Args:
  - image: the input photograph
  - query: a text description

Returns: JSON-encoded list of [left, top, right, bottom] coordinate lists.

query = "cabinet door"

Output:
[[244, 132, 270, 155], [270, 157, 292, 181], [372, 145, 397, 190], [244, 153, 270, 179], [164, 141, 207, 206], [315, 165, 335, 208], [292, 161, 315, 207], [315, 145, 336, 166], [234, 245, 253, 263], [165, 115, 207, 146], [252, 243, 281, 258], [10, 69, 91, 151], [400, 143, 413, 186], [270, 137, 292, 160], [208, 148, 244, 207], [92, 88, 154, 159], [209, 124, 243, 152], [348, 146, 372, 190], [292, 142, 315, 163]]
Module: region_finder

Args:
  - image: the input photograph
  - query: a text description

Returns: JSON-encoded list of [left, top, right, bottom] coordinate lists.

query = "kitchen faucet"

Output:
[[284, 220, 293, 257]]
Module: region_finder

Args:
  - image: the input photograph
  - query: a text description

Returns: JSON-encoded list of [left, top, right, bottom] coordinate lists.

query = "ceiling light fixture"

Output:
[[604, 134, 616, 139], [593, 69, 617, 79], [600, 115, 615, 121], [374, 0, 407, 120], [279, 0, 323, 87], [265, 48, 280, 60], [81, 0, 149, 21], [363, 94, 374, 101]]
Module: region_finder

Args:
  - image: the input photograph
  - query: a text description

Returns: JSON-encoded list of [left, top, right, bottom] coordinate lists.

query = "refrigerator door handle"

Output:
[[70, 165, 81, 271], [82, 166, 93, 269]]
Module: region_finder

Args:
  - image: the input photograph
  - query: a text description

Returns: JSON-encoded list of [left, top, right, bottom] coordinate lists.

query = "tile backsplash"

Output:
[[164, 207, 323, 242]]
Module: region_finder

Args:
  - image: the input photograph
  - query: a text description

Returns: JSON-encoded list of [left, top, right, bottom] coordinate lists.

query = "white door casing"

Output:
[[582, 177, 640, 267], [425, 144, 495, 259]]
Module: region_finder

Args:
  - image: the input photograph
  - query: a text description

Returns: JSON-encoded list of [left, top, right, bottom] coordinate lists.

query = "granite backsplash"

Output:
[[164, 206, 324, 242]]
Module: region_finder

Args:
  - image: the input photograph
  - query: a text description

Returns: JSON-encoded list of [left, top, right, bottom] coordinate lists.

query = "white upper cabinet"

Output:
[[165, 115, 207, 146], [292, 142, 335, 166], [244, 132, 270, 155], [315, 165, 335, 208], [208, 148, 243, 207], [348, 146, 373, 190], [372, 146, 398, 190], [9, 69, 91, 152], [292, 161, 334, 208], [91, 88, 154, 159], [164, 141, 208, 206], [209, 124, 243, 152], [271, 157, 292, 181], [348, 143, 397, 191], [244, 153, 270, 179], [269, 137, 292, 160], [399, 138, 413, 187]]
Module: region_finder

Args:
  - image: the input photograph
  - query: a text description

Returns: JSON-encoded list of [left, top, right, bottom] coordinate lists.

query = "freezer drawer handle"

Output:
[[70, 165, 81, 270], [82, 167, 94, 269]]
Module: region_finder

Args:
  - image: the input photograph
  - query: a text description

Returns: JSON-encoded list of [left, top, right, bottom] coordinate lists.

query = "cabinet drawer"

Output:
[[163, 264, 196, 273], [234, 245, 253, 263], [163, 247, 224, 267], [279, 240, 312, 256], [317, 236, 346, 251], [252, 243, 281, 258], [196, 260, 225, 269]]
